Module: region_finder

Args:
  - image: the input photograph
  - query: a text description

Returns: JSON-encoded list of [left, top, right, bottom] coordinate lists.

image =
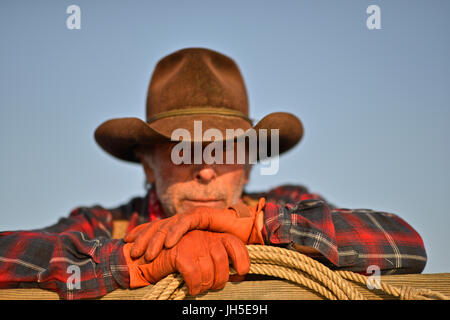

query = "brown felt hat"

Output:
[[94, 47, 303, 163]]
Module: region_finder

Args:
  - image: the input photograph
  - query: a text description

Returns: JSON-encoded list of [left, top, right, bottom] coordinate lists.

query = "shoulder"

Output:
[[243, 184, 320, 206], [107, 194, 148, 220]]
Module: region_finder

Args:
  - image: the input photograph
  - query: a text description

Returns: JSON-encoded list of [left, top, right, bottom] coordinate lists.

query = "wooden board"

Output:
[[1, 273, 449, 300]]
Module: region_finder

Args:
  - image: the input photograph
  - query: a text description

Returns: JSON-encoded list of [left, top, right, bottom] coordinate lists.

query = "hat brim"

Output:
[[94, 112, 303, 163]]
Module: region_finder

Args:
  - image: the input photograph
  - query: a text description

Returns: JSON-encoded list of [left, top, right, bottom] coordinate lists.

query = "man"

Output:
[[0, 48, 427, 299]]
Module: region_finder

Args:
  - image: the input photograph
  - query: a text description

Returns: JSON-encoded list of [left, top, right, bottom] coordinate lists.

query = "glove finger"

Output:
[[221, 234, 250, 276], [139, 250, 174, 284], [177, 255, 203, 296], [209, 241, 230, 290], [123, 223, 148, 243], [131, 219, 167, 259], [198, 255, 215, 294], [165, 211, 207, 248], [145, 228, 169, 261], [144, 216, 181, 261]]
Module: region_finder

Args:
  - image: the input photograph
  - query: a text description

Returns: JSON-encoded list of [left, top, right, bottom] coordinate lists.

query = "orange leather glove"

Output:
[[123, 230, 250, 296], [124, 197, 266, 261]]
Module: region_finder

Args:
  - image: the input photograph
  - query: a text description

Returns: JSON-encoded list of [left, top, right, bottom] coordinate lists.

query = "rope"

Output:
[[142, 274, 184, 300], [336, 270, 449, 300], [141, 245, 449, 300]]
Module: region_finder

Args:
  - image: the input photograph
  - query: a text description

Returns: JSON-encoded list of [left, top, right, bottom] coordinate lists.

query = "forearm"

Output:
[[262, 199, 427, 275], [0, 229, 130, 299], [0, 205, 131, 299]]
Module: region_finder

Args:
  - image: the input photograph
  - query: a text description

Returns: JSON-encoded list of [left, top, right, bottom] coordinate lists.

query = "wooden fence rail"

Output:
[[1, 273, 449, 300]]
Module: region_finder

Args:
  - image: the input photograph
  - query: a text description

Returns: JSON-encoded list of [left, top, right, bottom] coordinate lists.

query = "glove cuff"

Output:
[[122, 243, 152, 288], [229, 202, 252, 218], [230, 198, 266, 245], [247, 198, 265, 245]]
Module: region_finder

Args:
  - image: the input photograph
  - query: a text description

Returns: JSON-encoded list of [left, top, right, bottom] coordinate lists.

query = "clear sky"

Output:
[[1, 0, 449, 274]]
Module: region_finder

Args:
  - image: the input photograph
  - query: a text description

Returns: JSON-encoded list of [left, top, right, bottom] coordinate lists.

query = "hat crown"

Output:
[[146, 48, 249, 120], [94, 47, 303, 163]]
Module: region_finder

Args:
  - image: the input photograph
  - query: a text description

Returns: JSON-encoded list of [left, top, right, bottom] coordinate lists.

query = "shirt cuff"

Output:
[[103, 239, 130, 290], [263, 200, 340, 266]]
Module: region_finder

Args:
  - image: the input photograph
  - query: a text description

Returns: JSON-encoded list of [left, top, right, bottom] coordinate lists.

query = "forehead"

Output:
[[144, 140, 240, 153], [140, 140, 252, 166]]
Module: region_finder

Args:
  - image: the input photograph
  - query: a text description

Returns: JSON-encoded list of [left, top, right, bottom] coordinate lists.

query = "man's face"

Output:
[[138, 142, 251, 216]]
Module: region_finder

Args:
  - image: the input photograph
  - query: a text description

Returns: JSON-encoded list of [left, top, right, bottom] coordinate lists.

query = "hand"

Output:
[[123, 230, 250, 296], [124, 197, 265, 261]]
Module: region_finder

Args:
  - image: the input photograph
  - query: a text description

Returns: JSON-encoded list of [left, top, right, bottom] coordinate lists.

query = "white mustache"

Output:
[[181, 190, 227, 201]]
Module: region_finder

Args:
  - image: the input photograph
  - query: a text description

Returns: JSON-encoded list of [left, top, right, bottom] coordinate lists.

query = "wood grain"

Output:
[[1, 273, 449, 300]]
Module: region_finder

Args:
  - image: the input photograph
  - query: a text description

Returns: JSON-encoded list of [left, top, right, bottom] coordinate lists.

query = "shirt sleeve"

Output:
[[262, 198, 427, 275], [0, 206, 130, 299]]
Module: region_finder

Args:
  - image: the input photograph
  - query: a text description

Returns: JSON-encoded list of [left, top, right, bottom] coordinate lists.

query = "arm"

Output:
[[0, 206, 129, 299], [263, 198, 427, 275]]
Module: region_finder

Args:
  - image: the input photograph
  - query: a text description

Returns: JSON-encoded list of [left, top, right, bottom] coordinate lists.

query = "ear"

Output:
[[243, 164, 253, 185], [136, 148, 155, 184], [141, 160, 155, 184]]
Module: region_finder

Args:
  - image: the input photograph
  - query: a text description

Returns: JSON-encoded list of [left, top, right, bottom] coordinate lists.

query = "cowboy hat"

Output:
[[94, 47, 303, 163]]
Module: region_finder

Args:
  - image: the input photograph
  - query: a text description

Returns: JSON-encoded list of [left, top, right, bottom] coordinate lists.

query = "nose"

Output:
[[195, 165, 217, 184]]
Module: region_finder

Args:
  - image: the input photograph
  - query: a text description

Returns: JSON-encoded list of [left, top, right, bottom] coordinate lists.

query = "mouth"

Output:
[[183, 199, 225, 207]]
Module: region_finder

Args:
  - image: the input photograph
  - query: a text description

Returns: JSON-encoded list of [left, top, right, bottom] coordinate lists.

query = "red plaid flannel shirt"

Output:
[[0, 184, 427, 299]]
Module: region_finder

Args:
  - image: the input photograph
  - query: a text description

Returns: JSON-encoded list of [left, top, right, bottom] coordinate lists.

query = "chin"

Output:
[[180, 200, 227, 213]]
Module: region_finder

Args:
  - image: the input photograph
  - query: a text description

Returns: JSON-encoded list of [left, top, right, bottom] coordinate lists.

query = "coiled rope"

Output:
[[141, 245, 449, 300]]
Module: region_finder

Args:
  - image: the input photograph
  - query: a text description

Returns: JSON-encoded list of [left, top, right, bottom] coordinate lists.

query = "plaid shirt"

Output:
[[0, 184, 427, 299]]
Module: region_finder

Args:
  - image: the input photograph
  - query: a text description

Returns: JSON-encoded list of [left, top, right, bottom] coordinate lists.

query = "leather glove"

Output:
[[124, 197, 265, 261], [123, 230, 250, 296]]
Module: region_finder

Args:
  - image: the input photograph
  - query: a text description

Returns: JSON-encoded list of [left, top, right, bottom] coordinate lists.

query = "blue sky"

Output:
[[1, 0, 449, 274]]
